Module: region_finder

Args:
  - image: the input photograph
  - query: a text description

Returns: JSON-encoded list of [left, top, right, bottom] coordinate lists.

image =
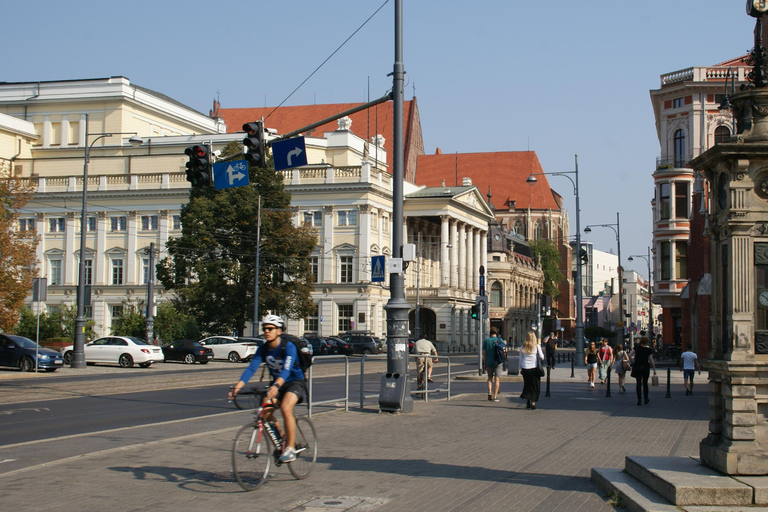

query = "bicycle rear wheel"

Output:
[[288, 416, 318, 479], [232, 422, 272, 491]]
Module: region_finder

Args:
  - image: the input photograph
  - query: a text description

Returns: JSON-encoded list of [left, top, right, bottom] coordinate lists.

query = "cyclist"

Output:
[[228, 314, 306, 463]]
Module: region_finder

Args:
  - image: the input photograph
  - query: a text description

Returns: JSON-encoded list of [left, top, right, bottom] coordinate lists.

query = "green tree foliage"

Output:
[[0, 170, 39, 331], [15, 304, 95, 341], [158, 141, 317, 336], [153, 301, 199, 344], [584, 325, 616, 341], [529, 239, 564, 300], [110, 300, 147, 339]]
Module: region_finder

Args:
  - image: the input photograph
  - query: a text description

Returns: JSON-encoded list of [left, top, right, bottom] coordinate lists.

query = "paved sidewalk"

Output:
[[1, 368, 708, 512]]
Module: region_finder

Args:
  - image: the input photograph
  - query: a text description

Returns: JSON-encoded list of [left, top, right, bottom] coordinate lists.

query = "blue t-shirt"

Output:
[[238, 338, 305, 385], [483, 336, 505, 367]]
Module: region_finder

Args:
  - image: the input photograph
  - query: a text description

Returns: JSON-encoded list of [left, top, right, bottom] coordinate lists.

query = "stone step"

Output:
[[624, 456, 753, 507], [591, 467, 680, 512]]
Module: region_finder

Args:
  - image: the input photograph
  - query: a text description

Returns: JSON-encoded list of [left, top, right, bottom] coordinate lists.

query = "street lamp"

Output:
[[525, 154, 584, 366], [72, 114, 143, 368], [583, 212, 623, 345], [718, 67, 737, 133], [628, 246, 653, 338]]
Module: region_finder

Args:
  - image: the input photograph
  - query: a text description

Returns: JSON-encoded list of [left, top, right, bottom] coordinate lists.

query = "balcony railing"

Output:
[[660, 65, 749, 86]]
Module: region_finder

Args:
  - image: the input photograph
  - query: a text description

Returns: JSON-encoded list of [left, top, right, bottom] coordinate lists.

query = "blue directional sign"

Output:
[[213, 160, 250, 190], [371, 255, 385, 282], [272, 136, 307, 171]]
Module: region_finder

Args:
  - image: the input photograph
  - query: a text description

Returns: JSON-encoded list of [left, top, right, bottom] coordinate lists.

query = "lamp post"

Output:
[[584, 212, 623, 345], [525, 154, 584, 366], [72, 114, 143, 368], [718, 67, 737, 133], [628, 246, 653, 338]]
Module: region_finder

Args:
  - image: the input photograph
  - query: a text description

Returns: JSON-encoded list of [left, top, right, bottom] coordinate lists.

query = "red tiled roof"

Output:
[[415, 151, 561, 212], [217, 100, 421, 177], [713, 55, 749, 67]]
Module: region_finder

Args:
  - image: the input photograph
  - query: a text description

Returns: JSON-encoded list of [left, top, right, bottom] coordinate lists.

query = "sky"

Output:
[[4, 0, 757, 279]]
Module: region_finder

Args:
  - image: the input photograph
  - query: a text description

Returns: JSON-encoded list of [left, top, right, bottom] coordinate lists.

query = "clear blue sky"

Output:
[[4, 0, 756, 278]]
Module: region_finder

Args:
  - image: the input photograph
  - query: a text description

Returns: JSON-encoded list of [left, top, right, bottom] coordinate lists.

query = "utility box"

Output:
[[378, 372, 413, 413], [506, 355, 520, 376]]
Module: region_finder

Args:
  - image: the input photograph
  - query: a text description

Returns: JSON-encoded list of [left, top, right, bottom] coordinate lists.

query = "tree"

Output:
[[153, 301, 199, 344], [158, 141, 317, 336], [110, 300, 147, 339], [0, 167, 39, 331], [529, 239, 565, 300]]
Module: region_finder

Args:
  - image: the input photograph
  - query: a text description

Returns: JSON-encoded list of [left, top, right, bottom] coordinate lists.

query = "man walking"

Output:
[[482, 327, 506, 402], [544, 332, 557, 369], [679, 344, 702, 395]]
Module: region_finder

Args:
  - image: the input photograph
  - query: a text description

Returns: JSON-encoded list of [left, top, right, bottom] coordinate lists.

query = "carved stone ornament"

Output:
[[755, 223, 768, 236], [755, 242, 768, 265], [337, 116, 352, 131]]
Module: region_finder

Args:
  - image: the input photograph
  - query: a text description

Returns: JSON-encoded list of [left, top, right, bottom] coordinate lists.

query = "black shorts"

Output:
[[276, 379, 307, 404]]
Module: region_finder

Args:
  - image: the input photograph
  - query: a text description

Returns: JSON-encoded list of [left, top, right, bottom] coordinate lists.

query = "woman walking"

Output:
[[630, 337, 657, 405], [612, 343, 629, 393], [519, 331, 545, 409], [585, 341, 599, 388]]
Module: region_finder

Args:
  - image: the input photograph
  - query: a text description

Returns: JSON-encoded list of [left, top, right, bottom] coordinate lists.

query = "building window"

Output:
[[661, 242, 671, 280], [533, 221, 542, 240], [338, 304, 353, 332], [340, 255, 353, 283], [338, 210, 357, 227], [382, 216, 389, 232], [310, 256, 319, 283], [84, 259, 93, 286], [112, 259, 124, 285], [714, 125, 731, 145], [675, 182, 689, 219], [172, 215, 181, 230], [675, 241, 688, 280], [672, 97, 684, 108], [513, 220, 523, 236], [304, 304, 319, 332], [80, 216, 96, 232], [673, 129, 686, 167], [371, 211, 378, 229], [110, 216, 127, 232], [303, 211, 322, 227], [142, 258, 152, 284], [48, 218, 65, 232], [49, 259, 62, 286], [111, 305, 124, 318], [490, 281, 503, 308], [659, 183, 671, 220], [19, 218, 36, 232], [141, 215, 158, 231]]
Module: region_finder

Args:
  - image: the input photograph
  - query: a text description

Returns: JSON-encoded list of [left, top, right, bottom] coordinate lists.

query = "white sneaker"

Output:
[[279, 446, 296, 463], [589, 382, 595, 388]]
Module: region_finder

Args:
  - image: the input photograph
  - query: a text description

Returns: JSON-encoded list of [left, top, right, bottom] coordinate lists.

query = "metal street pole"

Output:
[[414, 233, 421, 341], [144, 242, 155, 344], [617, 212, 623, 344], [647, 245, 653, 337], [253, 195, 261, 336]]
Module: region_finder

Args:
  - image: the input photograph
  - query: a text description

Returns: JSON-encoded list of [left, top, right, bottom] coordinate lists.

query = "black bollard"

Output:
[[545, 365, 551, 397], [605, 367, 612, 398], [665, 367, 672, 398], [570, 356, 575, 378]]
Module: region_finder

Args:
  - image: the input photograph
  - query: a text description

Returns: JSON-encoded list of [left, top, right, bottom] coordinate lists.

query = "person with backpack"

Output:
[[228, 314, 307, 463], [482, 327, 506, 402]]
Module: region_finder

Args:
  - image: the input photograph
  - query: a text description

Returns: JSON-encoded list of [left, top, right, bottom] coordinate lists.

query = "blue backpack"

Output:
[[494, 339, 507, 365]]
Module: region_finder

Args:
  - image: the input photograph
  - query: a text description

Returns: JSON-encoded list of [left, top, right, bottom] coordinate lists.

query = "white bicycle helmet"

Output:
[[261, 314, 285, 329]]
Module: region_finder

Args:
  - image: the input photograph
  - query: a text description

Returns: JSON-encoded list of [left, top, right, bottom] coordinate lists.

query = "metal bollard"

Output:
[[570, 356, 575, 378], [605, 367, 612, 398], [545, 365, 551, 397], [665, 367, 671, 398]]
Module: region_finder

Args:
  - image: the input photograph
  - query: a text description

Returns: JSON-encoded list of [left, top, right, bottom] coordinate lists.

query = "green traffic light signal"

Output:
[[470, 305, 478, 319]]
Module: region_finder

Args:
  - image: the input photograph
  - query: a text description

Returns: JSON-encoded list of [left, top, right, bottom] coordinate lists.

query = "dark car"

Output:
[[324, 336, 352, 355], [0, 334, 64, 372], [302, 335, 330, 356], [338, 332, 382, 355], [161, 339, 213, 364]]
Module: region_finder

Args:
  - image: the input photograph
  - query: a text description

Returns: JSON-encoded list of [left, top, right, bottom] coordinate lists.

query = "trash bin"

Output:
[[506, 355, 520, 376], [378, 372, 413, 413]]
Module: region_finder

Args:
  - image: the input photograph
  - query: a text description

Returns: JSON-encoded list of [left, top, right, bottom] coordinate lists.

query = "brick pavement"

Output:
[[0, 364, 708, 512]]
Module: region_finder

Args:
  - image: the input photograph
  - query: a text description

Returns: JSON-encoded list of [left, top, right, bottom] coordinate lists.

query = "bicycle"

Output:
[[231, 386, 318, 491]]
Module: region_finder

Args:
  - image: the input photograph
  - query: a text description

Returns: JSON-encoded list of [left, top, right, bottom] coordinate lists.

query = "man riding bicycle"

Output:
[[228, 314, 306, 463]]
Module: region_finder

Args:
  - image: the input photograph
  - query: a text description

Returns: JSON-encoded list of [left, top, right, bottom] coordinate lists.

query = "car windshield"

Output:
[[7, 335, 39, 349]]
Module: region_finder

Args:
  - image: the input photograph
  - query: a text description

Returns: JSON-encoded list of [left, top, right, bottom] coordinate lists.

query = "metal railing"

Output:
[[306, 354, 350, 417], [410, 354, 452, 402], [358, 353, 453, 408]]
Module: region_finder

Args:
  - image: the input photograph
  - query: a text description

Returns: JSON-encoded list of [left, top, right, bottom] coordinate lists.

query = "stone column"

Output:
[[322, 206, 334, 284], [450, 219, 458, 288], [127, 212, 138, 285], [358, 205, 371, 282], [441, 216, 450, 286], [466, 227, 475, 293], [458, 223, 466, 290], [65, 212, 76, 285]]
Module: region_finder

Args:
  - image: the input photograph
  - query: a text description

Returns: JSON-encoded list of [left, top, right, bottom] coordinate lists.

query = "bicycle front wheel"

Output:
[[288, 416, 318, 479], [232, 422, 272, 491]]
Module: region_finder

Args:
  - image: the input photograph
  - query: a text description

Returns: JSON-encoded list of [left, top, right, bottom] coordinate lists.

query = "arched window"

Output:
[[714, 125, 730, 145], [490, 281, 503, 307], [673, 129, 686, 167], [513, 220, 523, 236], [533, 221, 542, 240]]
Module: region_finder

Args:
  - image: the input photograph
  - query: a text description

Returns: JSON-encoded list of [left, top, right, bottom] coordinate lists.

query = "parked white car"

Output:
[[198, 336, 261, 362], [61, 336, 164, 368]]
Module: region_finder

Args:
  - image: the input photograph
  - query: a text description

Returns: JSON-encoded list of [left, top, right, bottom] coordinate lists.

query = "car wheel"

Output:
[[118, 354, 134, 368], [62, 351, 73, 365], [183, 353, 196, 364], [228, 351, 241, 363], [139, 362, 152, 368], [362, 348, 372, 355], [18, 357, 34, 372]]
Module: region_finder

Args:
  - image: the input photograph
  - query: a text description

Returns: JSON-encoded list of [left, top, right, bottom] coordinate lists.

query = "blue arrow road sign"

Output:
[[272, 137, 307, 171], [371, 255, 385, 282], [213, 160, 250, 190]]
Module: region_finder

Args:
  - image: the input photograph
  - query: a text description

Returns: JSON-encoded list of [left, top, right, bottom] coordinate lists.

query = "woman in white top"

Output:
[[519, 330, 545, 410]]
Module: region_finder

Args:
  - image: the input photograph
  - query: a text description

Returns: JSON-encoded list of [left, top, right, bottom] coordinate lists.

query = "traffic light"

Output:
[[579, 248, 588, 265], [184, 145, 211, 187], [540, 294, 552, 317], [470, 305, 478, 320], [243, 121, 265, 168]]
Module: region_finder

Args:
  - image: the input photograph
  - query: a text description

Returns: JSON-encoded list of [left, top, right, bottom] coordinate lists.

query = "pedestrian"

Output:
[[612, 343, 629, 393], [519, 330, 545, 409], [482, 327, 506, 402], [598, 338, 613, 384], [585, 341, 599, 387], [544, 331, 557, 369], [414, 335, 438, 389], [630, 336, 657, 405], [679, 343, 702, 395]]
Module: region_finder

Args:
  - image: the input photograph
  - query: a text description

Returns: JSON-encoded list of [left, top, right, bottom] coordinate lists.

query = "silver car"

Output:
[[198, 336, 261, 362], [61, 336, 164, 368]]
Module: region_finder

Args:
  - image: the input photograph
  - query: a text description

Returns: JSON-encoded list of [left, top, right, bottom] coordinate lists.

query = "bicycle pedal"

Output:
[[294, 446, 307, 454]]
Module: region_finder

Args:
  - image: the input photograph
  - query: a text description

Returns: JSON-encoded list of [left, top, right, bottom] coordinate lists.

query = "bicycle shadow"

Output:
[[108, 465, 292, 493]]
